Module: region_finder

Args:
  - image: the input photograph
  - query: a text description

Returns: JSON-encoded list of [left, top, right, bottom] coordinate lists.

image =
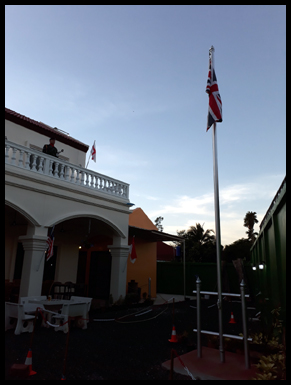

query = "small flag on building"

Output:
[[206, 46, 222, 131], [46, 225, 55, 261], [91, 140, 96, 163], [129, 236, 137, 264]]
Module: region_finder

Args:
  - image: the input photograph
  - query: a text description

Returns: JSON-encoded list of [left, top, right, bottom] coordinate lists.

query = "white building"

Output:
[[5, 108, 132, 302]]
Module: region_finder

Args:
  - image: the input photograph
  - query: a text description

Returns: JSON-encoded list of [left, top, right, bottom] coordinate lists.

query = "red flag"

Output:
[[91, 140, 96, 162], [206, 47, 222, 131], [129, 237, 137, 264]]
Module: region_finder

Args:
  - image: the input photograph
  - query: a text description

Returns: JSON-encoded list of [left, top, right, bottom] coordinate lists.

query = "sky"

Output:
[[5, 5, 286, 246]]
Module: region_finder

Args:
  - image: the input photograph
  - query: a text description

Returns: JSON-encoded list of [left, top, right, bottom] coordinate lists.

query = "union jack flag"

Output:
[[206, 47, 222, 131], [46, 225, 55, 261]]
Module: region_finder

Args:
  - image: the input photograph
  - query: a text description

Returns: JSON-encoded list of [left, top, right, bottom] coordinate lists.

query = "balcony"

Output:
[[5, 139, 129, 201]]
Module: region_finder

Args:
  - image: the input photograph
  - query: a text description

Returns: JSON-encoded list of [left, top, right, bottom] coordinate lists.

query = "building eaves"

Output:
[[129, 225, 183, 243], [5, 108, 89, 153]]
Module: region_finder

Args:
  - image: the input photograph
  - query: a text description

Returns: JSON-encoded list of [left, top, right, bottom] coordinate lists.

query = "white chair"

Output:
[[53, 302, 89, 333], [70, 296, 92, 311], [19, 296, 46, 314], [70, 296, 92, 328], [52, 303, 70, 333], [5, 302, 35, 335]]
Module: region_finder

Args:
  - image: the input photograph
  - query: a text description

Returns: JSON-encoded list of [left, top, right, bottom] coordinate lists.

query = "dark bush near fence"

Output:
[[157, 262, 254, 296]]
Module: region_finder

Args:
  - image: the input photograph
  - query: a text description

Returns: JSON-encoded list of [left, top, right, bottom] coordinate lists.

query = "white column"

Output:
[[19, 226, 48, 298], [108, 244, 130, 302]]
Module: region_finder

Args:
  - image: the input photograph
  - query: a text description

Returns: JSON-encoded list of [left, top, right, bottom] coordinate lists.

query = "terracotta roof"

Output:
[[5, 108, 89, 153]]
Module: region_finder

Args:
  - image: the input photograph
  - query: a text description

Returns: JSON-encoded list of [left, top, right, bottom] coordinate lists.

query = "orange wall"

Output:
[[127, 208, 158, 298], [126, 237, 156, 298]]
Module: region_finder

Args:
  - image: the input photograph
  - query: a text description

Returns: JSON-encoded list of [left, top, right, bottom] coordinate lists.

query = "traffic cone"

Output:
[[168, 325, 178, 342], [24, 348, 37, 376], [229, 312, 236, 324]]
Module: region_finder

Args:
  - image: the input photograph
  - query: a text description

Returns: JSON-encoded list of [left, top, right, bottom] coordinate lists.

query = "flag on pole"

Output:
[[90, 140, 96, 162], [206, 46, 222, 131], [129, 236, 137, 264], [46, 225, 55, 261]]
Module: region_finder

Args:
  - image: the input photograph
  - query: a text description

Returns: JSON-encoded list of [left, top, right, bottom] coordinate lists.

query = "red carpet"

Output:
[[162, 347, 259, 380]]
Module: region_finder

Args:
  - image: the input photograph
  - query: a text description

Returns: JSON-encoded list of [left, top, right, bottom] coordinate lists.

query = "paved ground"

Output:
[[153, 293, 197, 305], [5, 294, 260, 380], [162, 347, 258, 380]]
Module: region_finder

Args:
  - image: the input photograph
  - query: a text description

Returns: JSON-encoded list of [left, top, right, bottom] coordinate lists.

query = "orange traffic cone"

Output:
[[168, 325, 178, 343], [24, 348, 37, 376], [229, 312, 236, 324]]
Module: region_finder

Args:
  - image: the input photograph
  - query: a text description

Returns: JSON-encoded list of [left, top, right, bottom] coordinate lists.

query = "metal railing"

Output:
[[193, 277, 251, 369]]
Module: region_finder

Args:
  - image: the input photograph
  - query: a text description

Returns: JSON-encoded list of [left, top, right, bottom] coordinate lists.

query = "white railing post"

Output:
[[53, 161, 59, 177], [18, 150, 24, 168], [38, 156, 44, 173], [59, 163, 65, 180], [5, 143, 10, 163], [65, 165, 70, 181], [76, 168, 80, 185], [11, 147, 17, 166], [24, 151, 31, 169], [43, 157, 50, 175], [31, 154, 37, 171]]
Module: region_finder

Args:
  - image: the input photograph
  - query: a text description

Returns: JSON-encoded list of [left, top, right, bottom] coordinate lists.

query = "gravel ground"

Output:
[[5, 298, 259, 380]]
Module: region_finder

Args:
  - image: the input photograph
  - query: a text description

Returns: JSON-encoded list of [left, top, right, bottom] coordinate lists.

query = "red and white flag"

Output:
[[129, 236, 137, 264], [206, 47, 222, 131], [46, 225, 55, 261], [90, 140, 96, 162]]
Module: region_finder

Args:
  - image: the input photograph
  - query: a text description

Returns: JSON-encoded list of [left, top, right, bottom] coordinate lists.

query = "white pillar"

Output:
[[19, 226, 48, 297], [108, 244, 130, 302]]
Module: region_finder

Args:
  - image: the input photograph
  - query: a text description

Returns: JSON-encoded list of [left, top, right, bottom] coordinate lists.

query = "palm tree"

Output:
[[178, 223, 216, 262], [243, 211, 258, 244], [186, 223, 215, 246]]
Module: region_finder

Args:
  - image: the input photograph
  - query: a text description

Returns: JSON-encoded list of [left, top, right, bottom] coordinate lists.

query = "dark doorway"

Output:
[[76, 251, 87, 285], [88, 251, 112, 300], [13, 243, 24, 280]]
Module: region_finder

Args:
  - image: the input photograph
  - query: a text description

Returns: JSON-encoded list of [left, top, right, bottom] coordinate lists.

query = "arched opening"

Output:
[[49, 217, 120, 301]]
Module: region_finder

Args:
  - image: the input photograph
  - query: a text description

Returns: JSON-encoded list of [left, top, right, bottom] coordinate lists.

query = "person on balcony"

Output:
[[42, 137, 58, 157]]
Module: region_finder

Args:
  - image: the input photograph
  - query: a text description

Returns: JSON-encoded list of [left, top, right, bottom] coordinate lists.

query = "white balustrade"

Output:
[[5, 140, 129, 199]]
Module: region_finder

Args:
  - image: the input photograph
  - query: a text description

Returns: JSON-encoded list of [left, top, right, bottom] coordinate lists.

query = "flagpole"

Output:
[[212, 120, 224, 363]]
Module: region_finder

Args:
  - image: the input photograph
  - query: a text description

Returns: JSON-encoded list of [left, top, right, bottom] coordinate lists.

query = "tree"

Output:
[[177, 223, 216, 262], [223, 238, 252, 262], [243, 211, 259, 244], [154, 216, 164, 232]]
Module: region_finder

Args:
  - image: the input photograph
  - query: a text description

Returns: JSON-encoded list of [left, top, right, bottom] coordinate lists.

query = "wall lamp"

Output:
[[259, 261, 266, 270], [252, 264, 257, 271], [126, 202, 135, 207]]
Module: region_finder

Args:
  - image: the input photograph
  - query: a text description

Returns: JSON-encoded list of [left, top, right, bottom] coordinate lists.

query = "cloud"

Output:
[[147, 175, 284, 245], [149, 176, 283, 219]]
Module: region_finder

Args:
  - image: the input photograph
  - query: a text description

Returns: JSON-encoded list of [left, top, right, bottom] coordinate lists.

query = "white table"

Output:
[[29, 298, 71, 311]]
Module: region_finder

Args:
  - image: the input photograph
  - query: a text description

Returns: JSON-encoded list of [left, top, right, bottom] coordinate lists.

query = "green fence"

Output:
[[157, 262, 254, 297], [250, 178, 286, 324]]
